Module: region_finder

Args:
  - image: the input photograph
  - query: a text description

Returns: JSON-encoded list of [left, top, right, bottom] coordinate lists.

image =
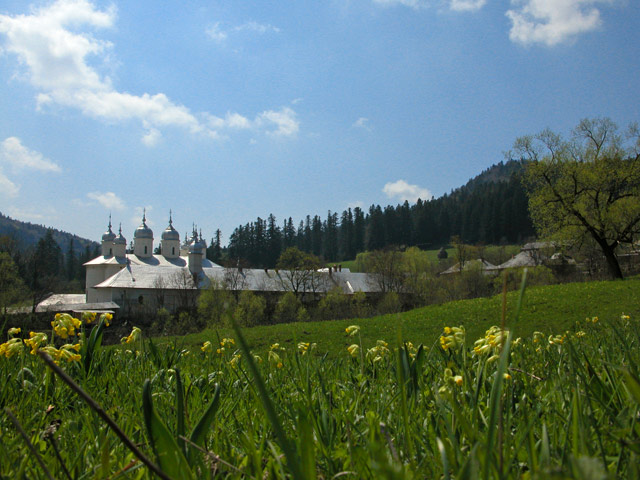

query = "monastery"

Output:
[[76, 213, 377, 315]]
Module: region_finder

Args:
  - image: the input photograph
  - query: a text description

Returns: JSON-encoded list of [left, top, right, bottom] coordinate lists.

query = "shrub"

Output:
[[377, 291, 401, 314], [273, 292, 305, 324], [234, 291, 266, 327], [317, 287, 352, 320], [197, 281, 236, 326]]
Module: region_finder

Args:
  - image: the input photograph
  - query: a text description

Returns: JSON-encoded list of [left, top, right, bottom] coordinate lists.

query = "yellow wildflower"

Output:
[[345, 325, 360, 336], [347, 344, 360, 357], [221, 338, 235, 348], [454, 375, 463, 387], [24, 331, 48, 354], [441, 326, 465, 352], [100, 313, 113, 326], [82, 312, 97, 324], [121, 327, 141, 344], [51, 313, 81, 339], [268, 350, 282, 367], [298, 342, 310, 355], [201, 341, 212, 353], [503, 373, 512, 381], [253, 354, 263, 364], [229, 353, 241, 369], [0, 338, 24, 358], [57, 344, 81, 363], [7, 327, 21, 337]]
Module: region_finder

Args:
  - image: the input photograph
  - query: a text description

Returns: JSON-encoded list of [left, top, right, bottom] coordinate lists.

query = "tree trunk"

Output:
[[597, 240, 624, 280]]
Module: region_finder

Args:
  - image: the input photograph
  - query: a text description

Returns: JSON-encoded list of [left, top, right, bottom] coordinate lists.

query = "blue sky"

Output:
[[1, 0, 638, 245]]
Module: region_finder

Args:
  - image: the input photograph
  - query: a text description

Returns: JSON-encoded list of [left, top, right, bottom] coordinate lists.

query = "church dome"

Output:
[[102, 220, 116, 242], [161, 213, 180, 241], [189, 238, 204, 254], [114, 225, 127, 245], [134, 212, 153, 239]]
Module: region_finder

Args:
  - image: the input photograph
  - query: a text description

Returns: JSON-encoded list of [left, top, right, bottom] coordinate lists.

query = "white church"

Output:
[[60, 212, 377, 316]]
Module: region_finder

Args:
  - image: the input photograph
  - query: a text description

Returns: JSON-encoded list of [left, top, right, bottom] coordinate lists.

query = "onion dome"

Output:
[[114, 224, 127, 245], [102, 217, 116, 242], [161, 211, 180, 241], [189, 237, 204, 254], [134, 210, 153, 239]]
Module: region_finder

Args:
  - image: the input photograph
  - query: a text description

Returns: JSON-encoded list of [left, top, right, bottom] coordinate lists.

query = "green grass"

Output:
[[3, 275, 640, 479], [184, 275, 640, 357]]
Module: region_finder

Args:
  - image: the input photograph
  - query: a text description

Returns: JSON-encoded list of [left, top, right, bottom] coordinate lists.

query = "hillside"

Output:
[[0, 211, 97, 253], [181, 275, 640, 357]]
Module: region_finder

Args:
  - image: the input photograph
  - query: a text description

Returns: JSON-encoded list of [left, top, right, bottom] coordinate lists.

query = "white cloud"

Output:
[[87, 191, 126, 210], [383, 180, 432, 203], [0, 167, 19, 197], [0, 0, 297, 143], [258, 107, 300, 137], [352, 117, 372, 131], [1, 137, 61, 172], [234, 21, 281, 35], [206, 20, 280, 43], [141, 127, 161, 147], [506, 0, 611, 46], [449, 0, 487, 12], [205, 22, 227, 42]]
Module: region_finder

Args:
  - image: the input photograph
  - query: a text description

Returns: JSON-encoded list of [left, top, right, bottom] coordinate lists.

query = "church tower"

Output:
[[161, 211, 180, 259], [133, 210, 154, 258], [101, 216, 116, 257]]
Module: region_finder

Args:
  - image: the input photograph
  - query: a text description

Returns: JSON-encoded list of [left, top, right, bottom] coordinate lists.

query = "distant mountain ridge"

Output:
[[0, 212, 98, 254], [449, 159, 527, 197]]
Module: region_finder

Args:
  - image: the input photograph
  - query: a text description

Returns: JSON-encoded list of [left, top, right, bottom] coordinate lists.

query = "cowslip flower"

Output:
[[441, 326, 465, 351], [345, 325, 360, 336], [201, 341, 212, 353], [57, 344, 82, 363], [24, 331, 48, 354], [298, 342, 310, 355], [121, 327, 141, 344], [99, 313, 113, 326], [0, 338, 24, 358], [347, 344, 359, 357], [7, 327, 21, 337], [268, 350, 283, 368], [51, 314, 82, 339], [82, 312, 97, 324], [229, 353, 242, 369]]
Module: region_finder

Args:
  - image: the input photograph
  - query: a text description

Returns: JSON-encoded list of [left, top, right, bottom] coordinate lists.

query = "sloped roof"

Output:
[[94, 264, 380, 294], [495, 250, 540, 269], [440, 259, 496, 275], [84, 254, 220, 268]]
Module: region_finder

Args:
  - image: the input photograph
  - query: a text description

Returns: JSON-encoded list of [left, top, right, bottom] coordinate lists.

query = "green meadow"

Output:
[[2, 275, 640, 479]]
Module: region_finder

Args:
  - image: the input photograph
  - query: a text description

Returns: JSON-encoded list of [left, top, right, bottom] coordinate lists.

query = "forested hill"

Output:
[[0, 212, 97, 254], [221, 159, 536, 268]]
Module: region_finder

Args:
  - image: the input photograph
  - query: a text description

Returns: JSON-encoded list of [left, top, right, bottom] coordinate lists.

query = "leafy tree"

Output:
[[0, 252, 26, 314], [276, 247, 325, 297], [513, 118, 640, 279]]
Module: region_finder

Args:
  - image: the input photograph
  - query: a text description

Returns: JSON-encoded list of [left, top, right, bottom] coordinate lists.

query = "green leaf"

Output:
[[142, 379, 194, 480], [189, 383, 221, 449]]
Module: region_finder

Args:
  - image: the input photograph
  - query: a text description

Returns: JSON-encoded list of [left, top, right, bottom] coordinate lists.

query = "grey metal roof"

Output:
[[495, 251, 541, 269], [94, 264, 380, 294], [84, 254, 220, 268], [440, 259, 496, 275]]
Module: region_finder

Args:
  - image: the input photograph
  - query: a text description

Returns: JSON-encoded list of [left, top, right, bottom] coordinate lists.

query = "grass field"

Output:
[[183, 275, 640, 357], [2, 275, 640, 478]]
